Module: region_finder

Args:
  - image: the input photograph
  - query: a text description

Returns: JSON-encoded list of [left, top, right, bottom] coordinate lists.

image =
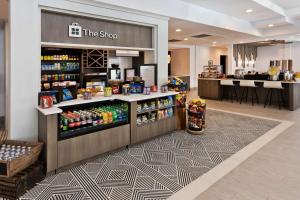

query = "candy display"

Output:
[[0, 144, 32, 161], [60, 103, 128, 133], [168, 77, 188, 92], [176, 92, 187, 107], [187, 98, 206, 134]]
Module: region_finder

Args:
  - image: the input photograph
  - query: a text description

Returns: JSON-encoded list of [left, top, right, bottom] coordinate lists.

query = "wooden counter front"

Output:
[[198, 78, 300, 111]]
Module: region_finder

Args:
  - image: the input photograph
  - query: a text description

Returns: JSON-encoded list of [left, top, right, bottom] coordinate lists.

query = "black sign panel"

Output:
[[41, 11, 153, 49]]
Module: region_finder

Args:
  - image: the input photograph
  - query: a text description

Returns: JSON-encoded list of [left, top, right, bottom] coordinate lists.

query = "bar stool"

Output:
[[263, 81, 285, 109], [239, 80, 259, 105], [220, 79, 238, 102]]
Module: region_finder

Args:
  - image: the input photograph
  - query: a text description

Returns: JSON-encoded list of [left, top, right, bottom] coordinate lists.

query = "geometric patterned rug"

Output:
[[21, 109, 280, 200]]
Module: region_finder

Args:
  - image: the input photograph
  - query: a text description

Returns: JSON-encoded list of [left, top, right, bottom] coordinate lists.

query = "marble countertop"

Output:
[[37, 91, 179, 116], [169, 74, 190, 77]]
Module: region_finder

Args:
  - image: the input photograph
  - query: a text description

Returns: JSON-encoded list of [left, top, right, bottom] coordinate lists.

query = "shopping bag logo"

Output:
[[69, 22, 82, 38]]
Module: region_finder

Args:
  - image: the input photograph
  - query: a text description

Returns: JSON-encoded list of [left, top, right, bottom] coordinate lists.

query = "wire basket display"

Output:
[[186, 98, 206, 135], [0, 129, 8, 145]]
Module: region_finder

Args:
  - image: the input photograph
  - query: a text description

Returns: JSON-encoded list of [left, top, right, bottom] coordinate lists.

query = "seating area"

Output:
[[220, 80, 285, 109]]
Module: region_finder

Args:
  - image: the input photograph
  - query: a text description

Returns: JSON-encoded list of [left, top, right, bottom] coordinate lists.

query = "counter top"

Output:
[[116, 91, 178, 102], [37, 91, 179, 116], [169, 74, 190, 77], [37, 106, 63, 115], [198, 78, 300, 84]]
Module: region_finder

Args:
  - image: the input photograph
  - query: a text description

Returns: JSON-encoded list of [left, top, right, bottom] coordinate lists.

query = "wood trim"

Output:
[[38, 112, 58, 173], [130, 102, 137, 144]]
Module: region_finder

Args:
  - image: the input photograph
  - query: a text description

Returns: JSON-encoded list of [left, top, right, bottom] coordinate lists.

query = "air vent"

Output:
[[192, 34, 212, 38], [168, 39, 182, 42]]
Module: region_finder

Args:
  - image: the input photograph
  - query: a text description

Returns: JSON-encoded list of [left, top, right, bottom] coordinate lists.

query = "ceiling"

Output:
[[0, 0, 8, 21], [182, 0, 279, 22], [170, 0, 300, 46], [169, 18, 257, 46]]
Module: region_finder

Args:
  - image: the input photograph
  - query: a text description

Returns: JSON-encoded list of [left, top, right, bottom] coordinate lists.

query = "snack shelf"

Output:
[[41, 60, 80, 62], [41, 79, 79, 83], [41, 70, 80, 75], [137, 116, 174, 127]]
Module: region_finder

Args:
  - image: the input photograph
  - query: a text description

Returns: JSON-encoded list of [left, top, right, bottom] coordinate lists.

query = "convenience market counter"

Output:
[[198, 78, 300, 111], [37, 91, 178, 172]]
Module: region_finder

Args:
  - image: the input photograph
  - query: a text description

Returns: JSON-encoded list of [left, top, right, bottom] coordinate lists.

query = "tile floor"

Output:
[[21, 109, 280, 200], [186, 89, 300, 200]]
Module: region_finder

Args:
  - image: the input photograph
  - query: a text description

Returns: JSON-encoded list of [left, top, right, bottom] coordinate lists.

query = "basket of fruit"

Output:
[[186, 98, 206, 135], [294, 72, 300, 82]]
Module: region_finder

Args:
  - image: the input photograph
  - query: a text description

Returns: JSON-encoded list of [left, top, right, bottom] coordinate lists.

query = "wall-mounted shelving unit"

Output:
[[81, 49, 108, 88], [41, 48, 82, 91]]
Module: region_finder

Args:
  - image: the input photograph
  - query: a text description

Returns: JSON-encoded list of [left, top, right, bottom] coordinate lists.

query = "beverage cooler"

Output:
[[58, 100, 130, 140]]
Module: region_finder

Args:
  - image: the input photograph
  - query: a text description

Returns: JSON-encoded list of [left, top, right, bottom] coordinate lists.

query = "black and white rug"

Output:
[[21, 109, 280, 200]]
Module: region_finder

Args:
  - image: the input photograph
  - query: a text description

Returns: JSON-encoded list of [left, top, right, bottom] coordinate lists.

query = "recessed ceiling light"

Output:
[[239, 41, 243, 43], [175, 29, 182, 32], [268, 24, 274, 27], [246, 9, 253, 13], [184, 38, 189, 41], [212, 41, 216, 44], [212, 44, 216, 47]]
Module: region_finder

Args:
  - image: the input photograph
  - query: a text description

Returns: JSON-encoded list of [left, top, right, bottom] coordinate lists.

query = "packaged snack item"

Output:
[[142, 115, 148, 123], [137, 116, 142, 125], [137, 103, 142, 112], [62, 89, 73, 101], [143, 103, 149, 111], [150, 112, 156, 122]]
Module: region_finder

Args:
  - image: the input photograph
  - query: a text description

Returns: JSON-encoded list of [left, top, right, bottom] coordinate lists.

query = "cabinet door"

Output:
[[58, 125, 130, 168], [198, 80, 220, 99]]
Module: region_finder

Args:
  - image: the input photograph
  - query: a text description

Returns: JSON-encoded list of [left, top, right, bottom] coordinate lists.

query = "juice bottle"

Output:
[[108, 111, 113, 123], [102, 112, 108, 124]]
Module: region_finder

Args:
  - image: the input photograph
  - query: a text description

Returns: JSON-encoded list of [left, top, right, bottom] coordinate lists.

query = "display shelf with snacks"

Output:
[[41, 48, 82, 92], [131, 95, 177, 143], [37, 92, 178, 173], [38, 99, 131, 171]]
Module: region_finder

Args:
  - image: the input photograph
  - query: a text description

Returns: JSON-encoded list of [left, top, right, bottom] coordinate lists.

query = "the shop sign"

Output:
[[42, 11, 153, 48], [68, 22, 118, 40]]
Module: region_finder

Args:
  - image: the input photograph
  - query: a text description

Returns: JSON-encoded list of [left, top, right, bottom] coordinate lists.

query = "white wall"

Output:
[[0, 22, 4, 117], [170, 48, 190, 76], [255, 43, 300, 73], [9, 0, 40, 140], [108, 56, 132, 81], [7, 0, 169, 140]]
